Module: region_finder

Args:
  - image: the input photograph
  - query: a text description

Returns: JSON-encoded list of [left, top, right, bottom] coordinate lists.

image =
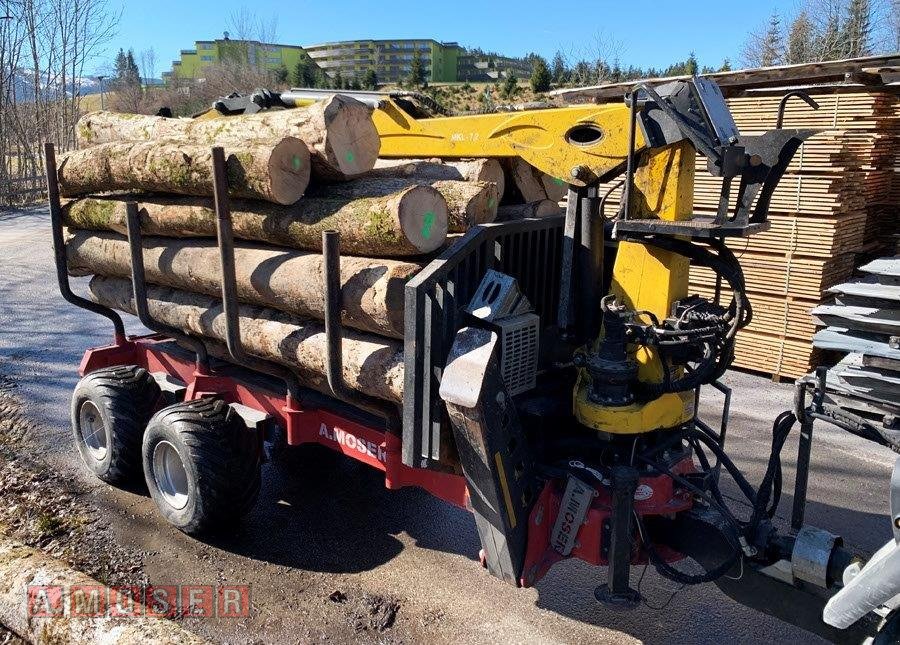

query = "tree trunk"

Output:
[[62, 185, 447, 257], [315, 177, 497, 233], [67, 231, 419, 338], [497, 200, 562, 221], [75, 95, 380, 181], [502, 157, 566, 203], [58, 138, 310, 205], [371, 158, 506, 201], [89, 277, 404, 403]]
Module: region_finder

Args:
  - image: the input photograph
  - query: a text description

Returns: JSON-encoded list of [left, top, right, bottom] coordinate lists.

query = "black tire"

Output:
[[71, 365, 161, 485], [142, 398, 261, 536]]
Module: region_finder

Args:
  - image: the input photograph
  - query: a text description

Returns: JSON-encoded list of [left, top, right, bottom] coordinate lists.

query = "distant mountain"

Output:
[[11, 69, 104, 102]]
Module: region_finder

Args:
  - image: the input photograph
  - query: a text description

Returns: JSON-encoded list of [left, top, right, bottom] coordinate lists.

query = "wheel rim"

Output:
[[152, 441, 190, 510], [78, 400, 108, 461]]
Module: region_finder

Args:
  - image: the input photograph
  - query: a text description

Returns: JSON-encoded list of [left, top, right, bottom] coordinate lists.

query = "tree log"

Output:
[[315, 177, 497, 233], [58, 138, 310, 205], [541, 171, 567, 202], [502, 157, 566, 203], [89, 277, 404, 403], [75, 96, 380, 180], [497, 200, 562, 221], [67, 231, 419, 338], [62, 186, 447, 257], [371, 158, 506, 201]]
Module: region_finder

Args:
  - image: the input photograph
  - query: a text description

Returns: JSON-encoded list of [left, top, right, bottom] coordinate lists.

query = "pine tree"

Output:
[[408, 50, 425, 89], [125, 49, 140, 85], [843, 0, 871, 58], [530, 56, 551, 92], [551, 51, 567, 83], [363, 68, 378, 90], [293, 58, 316, 87], [760, 12, 783, 66], [502, 73, 518, 100], [719, 58, 732, 72], [818, 9, 843, 60], [114, 49, 127, 80], [786, 11, 815, 64], [274, 65, 288, 85], [332, 71, 343, 90], [685, 51, 699, 75]]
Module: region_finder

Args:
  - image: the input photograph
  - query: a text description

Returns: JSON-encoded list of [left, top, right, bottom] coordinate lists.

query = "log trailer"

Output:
[[48, 79, 900, 642]]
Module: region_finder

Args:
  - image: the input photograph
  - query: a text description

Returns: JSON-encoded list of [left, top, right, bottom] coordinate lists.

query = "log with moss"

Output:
[[67, 231, 419, 338], [89, 276, 404, 402], [62, 185, 448, 257], [57, 138, 310, 205], [371, 158, 506, 201], [316, 177, 497, 233], [75, 96, 380, 180], [497, 200, 562, 221]]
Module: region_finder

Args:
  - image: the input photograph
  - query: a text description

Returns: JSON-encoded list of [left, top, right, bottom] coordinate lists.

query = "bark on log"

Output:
[[316, 177, 497, 233], [0, 536, 208, 645], [75, 96, 380, 180], [67, 231, 419, 338], [89, 277, 405, 403], [497, 200, 562, 221], [371, 158, 506, 201], [541, 171, 567, 202], [62, 186, 447, 257], [502, 157, 566, 203], [58, 138, 310, 205]]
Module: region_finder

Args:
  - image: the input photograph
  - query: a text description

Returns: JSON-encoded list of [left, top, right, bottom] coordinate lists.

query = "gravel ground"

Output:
[[0, 205, 896, 644]]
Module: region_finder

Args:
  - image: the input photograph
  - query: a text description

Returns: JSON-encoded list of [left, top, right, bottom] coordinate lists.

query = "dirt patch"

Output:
[[0, 372, 147, 589]]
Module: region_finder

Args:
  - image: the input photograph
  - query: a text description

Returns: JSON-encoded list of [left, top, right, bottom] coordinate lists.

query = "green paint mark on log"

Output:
[[345, 151, 355, 163], [421, 211, 435, 239], [553, 177, 564, 186], [292, 155, 302, 171], [488, 198, 495, 208]]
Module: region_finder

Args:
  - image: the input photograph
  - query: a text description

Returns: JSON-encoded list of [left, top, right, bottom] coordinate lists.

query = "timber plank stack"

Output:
[[596, 84, 899, 379], [61, 96, 519, 403]]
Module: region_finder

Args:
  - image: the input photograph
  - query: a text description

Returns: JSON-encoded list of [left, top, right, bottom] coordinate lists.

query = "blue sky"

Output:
[[104, 0, 787, 77]]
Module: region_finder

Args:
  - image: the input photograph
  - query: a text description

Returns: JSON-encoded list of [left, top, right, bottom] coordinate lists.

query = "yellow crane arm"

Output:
[[372, 98, 644, 186]]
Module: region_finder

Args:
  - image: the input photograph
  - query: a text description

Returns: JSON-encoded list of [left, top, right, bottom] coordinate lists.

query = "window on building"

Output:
[[200, 55, 213, 62]]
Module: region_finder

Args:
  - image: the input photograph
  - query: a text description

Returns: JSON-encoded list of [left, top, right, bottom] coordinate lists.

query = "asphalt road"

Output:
[[0, 206, 896, 644]]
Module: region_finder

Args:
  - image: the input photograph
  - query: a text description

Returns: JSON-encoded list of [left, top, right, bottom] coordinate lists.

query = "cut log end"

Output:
[[396, 185, 450, 254], [268, 137, 312, 204], [469, 159, 506, 202], [325, 95, 381, 178]]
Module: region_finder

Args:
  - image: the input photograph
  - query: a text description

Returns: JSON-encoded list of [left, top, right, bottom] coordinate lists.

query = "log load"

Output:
[[503, 157, 567, 203], [62, 185, 448, 257], [497, 200, 562, 221], [57, 138, 310, 205], [371, 158, 506, 201], [316, 177, 497, 233], [89, 276, 405, 403], [75, 95, 381, 181], [67, 231, 418, 338]]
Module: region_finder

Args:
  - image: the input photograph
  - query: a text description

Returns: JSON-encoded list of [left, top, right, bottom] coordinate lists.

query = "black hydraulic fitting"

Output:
[[576, 303, 638, 406]]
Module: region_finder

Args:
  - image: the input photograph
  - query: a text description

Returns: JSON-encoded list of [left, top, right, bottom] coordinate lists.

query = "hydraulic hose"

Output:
[[747, 410, 796, 538]]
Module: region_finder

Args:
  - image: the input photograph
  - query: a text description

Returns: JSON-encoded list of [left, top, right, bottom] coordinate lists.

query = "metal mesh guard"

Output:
[[500, 313, 540, 396]]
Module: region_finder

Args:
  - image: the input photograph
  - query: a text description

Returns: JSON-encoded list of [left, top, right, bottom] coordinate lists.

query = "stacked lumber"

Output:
[[61, 97, 504, 403], [597, 87, 899, 379]]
